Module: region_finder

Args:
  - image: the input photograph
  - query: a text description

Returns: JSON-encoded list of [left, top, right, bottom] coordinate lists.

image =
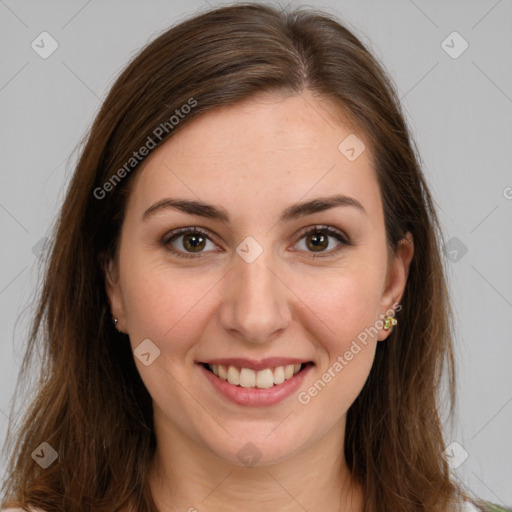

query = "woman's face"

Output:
[[106, 91, 413, 467]]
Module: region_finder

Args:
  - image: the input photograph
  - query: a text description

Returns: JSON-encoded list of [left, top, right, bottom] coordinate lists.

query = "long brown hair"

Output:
[[0, 3, 489, 511]]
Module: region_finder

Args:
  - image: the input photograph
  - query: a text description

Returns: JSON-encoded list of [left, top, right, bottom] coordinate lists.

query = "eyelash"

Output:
[[161, 225, 352, 260]]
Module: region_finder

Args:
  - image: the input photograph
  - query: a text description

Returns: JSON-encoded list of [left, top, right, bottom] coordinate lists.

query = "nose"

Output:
[[218, 245, 292, 344]]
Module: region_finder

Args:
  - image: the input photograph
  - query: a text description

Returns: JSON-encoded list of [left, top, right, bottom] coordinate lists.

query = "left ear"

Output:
[[378, 231, 414, 341]]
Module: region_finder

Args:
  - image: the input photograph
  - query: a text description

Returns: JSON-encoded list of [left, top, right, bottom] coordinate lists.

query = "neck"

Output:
[[147, 412, 364, 512]]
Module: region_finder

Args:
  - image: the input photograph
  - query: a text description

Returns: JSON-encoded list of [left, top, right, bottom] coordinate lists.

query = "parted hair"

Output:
[[1, 3, 493, 511]]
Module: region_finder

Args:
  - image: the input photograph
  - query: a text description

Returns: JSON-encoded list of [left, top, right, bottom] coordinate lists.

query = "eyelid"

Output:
[[160, 226, 221, 259], [291, 224, 351, 259], [160, 224, 351, 259], [161, 226, 216, 245], [295, 224, 351, 245]]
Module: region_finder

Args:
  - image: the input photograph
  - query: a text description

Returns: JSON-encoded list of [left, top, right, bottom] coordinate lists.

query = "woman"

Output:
[[1, 3, 509, 511]]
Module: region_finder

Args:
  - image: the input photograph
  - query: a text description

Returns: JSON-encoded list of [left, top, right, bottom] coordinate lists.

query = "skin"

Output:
[[106, 90, 414, 512]]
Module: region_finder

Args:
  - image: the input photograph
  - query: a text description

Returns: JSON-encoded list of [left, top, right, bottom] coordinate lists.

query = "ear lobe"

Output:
[[379, 231, 414, 324]]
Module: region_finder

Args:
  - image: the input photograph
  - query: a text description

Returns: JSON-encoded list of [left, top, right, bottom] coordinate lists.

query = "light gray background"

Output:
[[1, 0, 511, 505]]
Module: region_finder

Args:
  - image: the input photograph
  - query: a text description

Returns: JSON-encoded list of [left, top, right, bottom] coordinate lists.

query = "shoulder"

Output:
[[462, 501, 512, 512], [1, 508, 47, 512]]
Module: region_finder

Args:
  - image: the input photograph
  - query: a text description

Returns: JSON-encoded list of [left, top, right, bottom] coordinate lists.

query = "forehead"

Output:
[[124, 91, 382, 223]]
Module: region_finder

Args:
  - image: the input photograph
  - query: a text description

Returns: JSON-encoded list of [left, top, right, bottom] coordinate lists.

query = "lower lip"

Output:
[[198, 363, 314, 407]]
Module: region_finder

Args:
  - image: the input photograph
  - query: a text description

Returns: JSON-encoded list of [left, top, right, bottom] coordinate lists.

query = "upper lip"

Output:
[[198, 357, 312, 371]]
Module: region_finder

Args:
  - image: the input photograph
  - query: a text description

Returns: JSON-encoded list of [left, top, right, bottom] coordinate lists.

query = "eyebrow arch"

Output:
[[142, 194, 367, 223]]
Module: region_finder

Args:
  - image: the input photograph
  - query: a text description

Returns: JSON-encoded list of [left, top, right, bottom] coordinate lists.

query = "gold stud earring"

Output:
[[383, 316, 397, 330]]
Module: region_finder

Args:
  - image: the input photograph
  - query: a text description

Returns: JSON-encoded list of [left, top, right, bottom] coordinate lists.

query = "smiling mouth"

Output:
[[202, 362, 313, 389]]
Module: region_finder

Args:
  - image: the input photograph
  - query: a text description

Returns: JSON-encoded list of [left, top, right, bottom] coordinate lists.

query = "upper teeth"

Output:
[[208, 364, 302, 389]]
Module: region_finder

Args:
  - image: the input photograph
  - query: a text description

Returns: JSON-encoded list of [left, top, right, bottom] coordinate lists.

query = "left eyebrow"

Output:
[[280, 194, 367, 221], [142, 194, 367, 223]]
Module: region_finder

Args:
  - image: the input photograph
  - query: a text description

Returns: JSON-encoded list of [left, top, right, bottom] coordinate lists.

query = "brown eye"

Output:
[[162, 227, 218, 259], [294, 225, 351, 258], [305, 232, 329, 252], [181, 233, 207, 252]]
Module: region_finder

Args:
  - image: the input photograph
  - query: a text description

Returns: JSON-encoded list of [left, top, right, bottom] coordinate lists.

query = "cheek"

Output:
[[120, 256, 219, 351], [298, 265, 384, 346], [292, 267, 383, 408], [120, 265, 216, 408]]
